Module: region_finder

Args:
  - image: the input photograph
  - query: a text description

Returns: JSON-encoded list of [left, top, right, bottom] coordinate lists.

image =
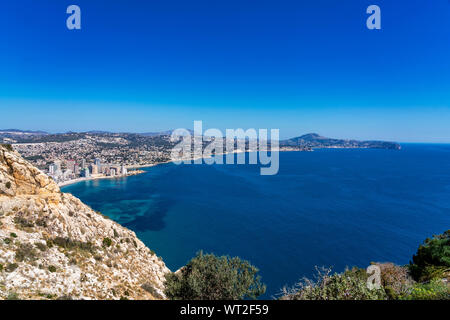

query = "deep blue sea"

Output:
[[62, 144, 450, 298]]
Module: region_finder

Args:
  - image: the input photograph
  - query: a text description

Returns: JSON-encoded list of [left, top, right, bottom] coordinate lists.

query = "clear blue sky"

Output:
[[0, 0, 449, 141]]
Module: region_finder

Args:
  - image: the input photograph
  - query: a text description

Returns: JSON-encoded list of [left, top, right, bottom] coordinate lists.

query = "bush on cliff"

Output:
[[164, 251, 266, 300], [374, 263, 414, 299], [279, 266, 388, 300], [401, 279, 449, 300], [280, 230, 450, 300], [409, 230, 450, 282]]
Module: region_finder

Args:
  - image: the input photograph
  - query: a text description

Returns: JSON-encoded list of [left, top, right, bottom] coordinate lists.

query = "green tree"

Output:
[[164, 251, 266, 300], [409, 230, 450, 282]]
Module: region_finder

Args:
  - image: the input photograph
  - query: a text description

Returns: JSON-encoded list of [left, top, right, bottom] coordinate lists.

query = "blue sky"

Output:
[[0, 0, 449, 141]]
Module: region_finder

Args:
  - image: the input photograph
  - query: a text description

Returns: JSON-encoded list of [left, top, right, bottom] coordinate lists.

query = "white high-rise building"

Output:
[[49, 163, 57, 175]]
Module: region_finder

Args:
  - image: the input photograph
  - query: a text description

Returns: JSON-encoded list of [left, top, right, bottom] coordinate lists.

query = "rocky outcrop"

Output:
[[0, 144, 170, 300]]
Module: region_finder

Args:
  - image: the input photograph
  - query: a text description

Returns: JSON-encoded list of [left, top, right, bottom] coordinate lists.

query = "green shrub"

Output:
[[14, 216, 34, 228], [102, 237, 112, 247], [51, 237, 96, 254], [165, 251, 266, 300], [48, 265, 57, 273], [7, 292, 19, 300], [409, 230, 450, 282], [5, 181, 11, 189], [10, 232, 17, 238], [0, 263, 3, 271], [40, 293, 56, 299], [94, 254, 103, 261], [280, 266, 388, 300], [402, 279, 450, 300], [5, 263, 18, 272], [35, 219, 47, 227], [15, 243, 38, 262], [4, 238, 11, 245], [35, 242, 47, 252]]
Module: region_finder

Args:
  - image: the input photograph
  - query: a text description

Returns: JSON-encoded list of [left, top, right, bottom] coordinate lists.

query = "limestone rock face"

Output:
[[0, 146, 59, 197], [0, 145, 170, 300]]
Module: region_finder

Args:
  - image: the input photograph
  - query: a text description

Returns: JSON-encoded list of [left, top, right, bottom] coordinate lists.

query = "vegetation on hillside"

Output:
[[279, 266, 388, 300], [280, 230, 450, 300], [163, 230, 449, 300], [409, 230, 450, 282], [164, 251, 266, 300]]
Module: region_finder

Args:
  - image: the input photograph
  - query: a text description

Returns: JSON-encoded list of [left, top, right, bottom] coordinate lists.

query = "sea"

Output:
[[62, 144, 450, 298]]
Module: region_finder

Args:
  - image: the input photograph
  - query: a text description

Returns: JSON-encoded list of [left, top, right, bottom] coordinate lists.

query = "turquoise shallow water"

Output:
[[62, 144, 450, 298]]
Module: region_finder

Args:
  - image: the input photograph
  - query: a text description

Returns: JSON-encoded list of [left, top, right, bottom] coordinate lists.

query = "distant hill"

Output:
[[139, 129, 194, 137], [0, 129, 48, 135], [0, 130, 49, 143], [280, 133, 401, 150], [1, 129, 401, 151]]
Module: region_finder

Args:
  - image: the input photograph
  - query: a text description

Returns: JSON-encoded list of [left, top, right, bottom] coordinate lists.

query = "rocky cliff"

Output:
[[0, 144, 170, 300]]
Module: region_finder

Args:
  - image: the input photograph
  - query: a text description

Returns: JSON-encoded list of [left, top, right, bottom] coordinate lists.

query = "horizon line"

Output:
[[1, 128, 450, 144]]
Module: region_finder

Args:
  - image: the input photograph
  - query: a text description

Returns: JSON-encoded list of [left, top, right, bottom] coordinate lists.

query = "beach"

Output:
[[57, 170, 145, 187]]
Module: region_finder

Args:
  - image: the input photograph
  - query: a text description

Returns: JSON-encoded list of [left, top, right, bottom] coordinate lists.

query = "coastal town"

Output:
[[4, 132, 175, 186], [47, 157, 145, 186], [0, 130, 401, 185]]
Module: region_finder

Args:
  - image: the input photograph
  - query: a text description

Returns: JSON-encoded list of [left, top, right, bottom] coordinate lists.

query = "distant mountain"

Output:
[[0, 129, 49, 143], [139, 129, 194, 137], [84, 130, 112, 134], [280, 133, 401, 150], [2, 129, 401, 151], [0, 129, 48, 135]]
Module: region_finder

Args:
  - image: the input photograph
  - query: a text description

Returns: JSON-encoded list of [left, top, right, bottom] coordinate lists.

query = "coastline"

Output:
[[60, 146, 400, 188], [58, 170, 145, 188], [59, 156, 213, 187], [125, 149, 246, 170]]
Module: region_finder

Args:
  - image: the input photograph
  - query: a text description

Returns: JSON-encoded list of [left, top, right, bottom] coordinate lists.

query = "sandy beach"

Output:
[[60, 149, 254, 187], [58, 170, 145, 187]]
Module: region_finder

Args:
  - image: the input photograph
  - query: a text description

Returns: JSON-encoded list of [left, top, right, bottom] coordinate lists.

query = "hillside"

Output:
[[0, 144, 170, 300], [280, 133, 401, 150]]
